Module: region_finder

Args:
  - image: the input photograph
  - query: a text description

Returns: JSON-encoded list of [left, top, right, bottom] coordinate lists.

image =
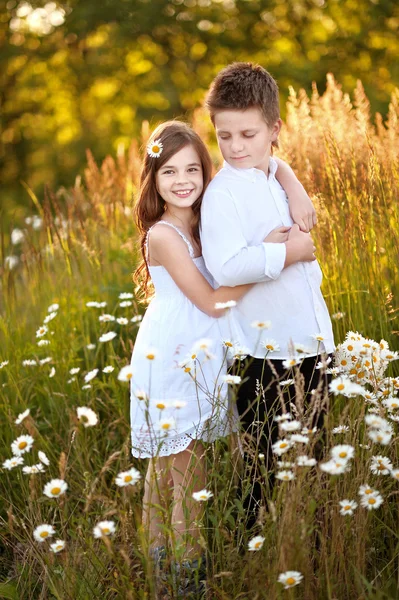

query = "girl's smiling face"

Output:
[[156, 144, 203, 210]]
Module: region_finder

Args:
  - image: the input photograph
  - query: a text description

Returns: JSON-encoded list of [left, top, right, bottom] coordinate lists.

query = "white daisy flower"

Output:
[[329, 377, 365, 397], [283, 358, 300, 369], [358, 484, 378, 497], [147, 138, 163, 158], [11, 228, 24, 244], [22, 359, 37, 367], [279, 379, 295, 387], [276, 470, 295, 481], [145, 348, 157, 360], [367, 429, 392, 445], [43, 478, 68, 498], [40, 357, 52, 365], [381, 349, 399, 362], [360, 492, 384, 510], [276, 461, 294, 468], [301, 426, 317, 435], [86, 343, 96, 350], [214, 300, 236, 309], [274, 413, 292, 422], [370, 455, 392, 475], [332, 425, 350, 434], [38, 451, 50, 466], [0, 360, 9, 368], [116, 318, 129, 325], [296, 455, 317, 467], [280, 420, 301, 432], [390, 469, 399, 481], [15, 408, 30, 425], [33, 524, 56, 543], [261, 339, 280, 353], [364, 414, 390, 430], [191, 338, 213, 354], [330, 445, 355, 461], [119, 292, 133, 299], [119, 300, 133, 308], [293, 342, 310, 354], [311, 333, 326, 342], [192, 489, 213, 502], [152, 400, 170, 410], [290, 434, 309, 444], [115, 467, 141, 487], [277, 571, 303, 589], [37, 339, 50, 346], [172, 399, 187, 409], [2, 456, 24, 470], [251, 320, 271, 330], [5, 255, 19, 269], [156, 417, 176, 433], [382, 397, 399, 411], [11, 435, 34, 456], [93, 520, 116, 538], [131, 315, 143, 323], [43, 311, 57, 324], [339, 499, 357, 516], [99, 331, 117, 343], [99, 314, 116, 322], [118, 365, 134, 381], [47, 303, 59, 312], [331, 311, 345, 320], [23, 464, 45, 474], [36, 325, 48, 338], [69, 367, 80, 375], [272, 439, 292, 456], [248, 535, 265, 551], [81, 384, 91, 390], [221, 374, 241, 385], [103, 366, 114, 373], [134, 390, 147, 401], [50, 539, 66, 553], [320, 459, 350, 475], [84, 369, 99, 383], [49, 367, 56, 378], [77, 406, 98, 427], [316, 356, 332, 369]]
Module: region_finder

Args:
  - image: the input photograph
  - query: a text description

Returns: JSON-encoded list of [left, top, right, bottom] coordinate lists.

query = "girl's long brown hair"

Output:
[[133, 121, 213, 299]]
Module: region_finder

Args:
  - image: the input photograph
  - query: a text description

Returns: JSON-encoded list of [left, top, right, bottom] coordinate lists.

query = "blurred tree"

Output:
[[1, 0, 398, 209]]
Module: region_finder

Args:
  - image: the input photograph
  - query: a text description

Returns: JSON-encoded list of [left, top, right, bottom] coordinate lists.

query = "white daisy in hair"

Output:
[[147, 138, 163, 158]]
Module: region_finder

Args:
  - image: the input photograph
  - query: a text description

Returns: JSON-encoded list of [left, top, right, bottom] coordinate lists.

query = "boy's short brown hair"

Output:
[[205, 62, 280, 128]]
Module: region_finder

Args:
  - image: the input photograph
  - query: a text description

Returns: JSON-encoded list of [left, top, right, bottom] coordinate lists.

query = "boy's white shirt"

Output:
[[200, 157, 335, 359]]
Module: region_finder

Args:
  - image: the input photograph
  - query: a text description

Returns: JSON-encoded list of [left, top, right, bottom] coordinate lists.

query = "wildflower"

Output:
[[326, 367, 340, 376], [82, 384, 91, 390], [278, 571, 303, 589], [358, 484, 378, 497], [119, 300, 133, 307], [43, 478, 68, 498], [22, 359, 37, 367], [37, 339, 50, 346], [99, 314, 116, 322], [84, 369, 99, 383], [5, 255, 19, 269], [115, 467, 141, 487], [50, 540, 66, 553], [248, 535, 265, 551], [381, 349, 399, 362], [47, 303, 59, 312], [0, 360, 9, 368], [23, 464, 45, 474], [38, 451, 50, 466], [86, 301, 102, 308], [11, 435, 34, 456], [191, 338, 213, 354], [153, 400, 169, 410], [11, 228, 24, 244], [147, 138, 163, 158], [311, 333, 326, 342], [316, 356, 332, 369], [2, 456, 24, 470], [99, 331, 117, 343], [36, 325, 48, 338], [192, 489, 213, 502], [15, 408, 30, 425], [251, 320, 271, 330], [276, 470, 295, 481], [49, 367, 56, 378], [156, 417, 176, 433], [320, 460, 350, 475], [40, 357, 52, 365], [93, 520, 116, 538], [222, 374, 241, 385], [274, 413, 292, 422], [329, 377, 365, 397], [172, 399, 187, 409], [86, 343, 96, 350], [119, 292, 134, 299], [283, 358, 300, 369], [364, 414, 390, 430], [382, 397, 399, 410], [131, 315, 143, 323], [296, 455, 317, 467], [33, 524, 56, 543], [214, 300, 236, 309], [332, 425, 350, 434], [118, 365, 134, 381], [279, 379, 295, 386], [368, 429, 392, 445], [272, 439, 292, 456], [390, 469, 399, 481], [293, 342, 310, 354], [145, 348, 157, 360], [229, 345, 250, 360], [339, 500, 357, 516], [103, 366, 114, 373], [301, 426, 317, 435], [290, 434, 309, 444], [370, 455, 392, 475], [360, 493, 384, 510], [44, 311, 57, 324], [70, 367, 80, 375], [330, 445, 355, 461], [77, 406, 98, 427], [134, 389, 147, 401], [261, 339, 280, 353], [116, 317, 128, 325], [280, 420, 301, 432]]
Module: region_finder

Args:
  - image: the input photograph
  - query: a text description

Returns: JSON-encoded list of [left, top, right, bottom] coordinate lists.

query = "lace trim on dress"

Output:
[[145, 220, 195, 262]]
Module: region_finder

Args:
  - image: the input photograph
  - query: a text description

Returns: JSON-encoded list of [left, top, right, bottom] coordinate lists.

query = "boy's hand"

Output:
[[289, 192, 317, 233], [263, 226, 291, 244], [284, 224, 316, 267]]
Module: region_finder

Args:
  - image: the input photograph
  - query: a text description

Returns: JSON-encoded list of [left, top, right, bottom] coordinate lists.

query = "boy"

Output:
[[200, 62, 335, 527]]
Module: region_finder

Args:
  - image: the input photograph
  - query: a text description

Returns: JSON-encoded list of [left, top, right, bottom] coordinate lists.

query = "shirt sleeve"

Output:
[[200, 187, 286, 287]]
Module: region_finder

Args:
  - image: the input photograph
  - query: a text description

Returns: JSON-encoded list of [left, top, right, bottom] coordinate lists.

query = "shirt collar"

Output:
[[222, 156, 278, 182]]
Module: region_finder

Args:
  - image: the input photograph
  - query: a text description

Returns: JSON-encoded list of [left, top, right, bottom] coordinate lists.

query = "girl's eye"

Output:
[[188, 167, 199, 172], [243, 133, 255, 138], [162, 170, 174, 175]]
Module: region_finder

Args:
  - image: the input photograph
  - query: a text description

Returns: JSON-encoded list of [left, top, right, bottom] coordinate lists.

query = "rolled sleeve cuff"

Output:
[[262, 242, 286, 280]]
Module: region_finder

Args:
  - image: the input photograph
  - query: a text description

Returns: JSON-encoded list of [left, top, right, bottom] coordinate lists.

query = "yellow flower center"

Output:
[[40, 531, 49, 538], [383, 390, 389, 396], [184, 367, 191, 373], [146, 354, 155, 360], [344, 505, 351, 510], [124, 475, 132, 482], [340, 359, 347, 366], [200, 495, 207, 500], [51, 487, 61, 495], [365, 489, 372, 494], [337, 384, 345, 391], [19, 441, 28, 449], [392, 403, 398, 408], [266, 345, 274, 350], [286, 577, 295, 585], [280, 443, 287, 448], [339, 452, 347, 458], [126, 373, 133, 380], [254, 541, 262, 548], [347, 344, 354, 351], [161, 423, 171, 430], [102, 527, 110, 533], [156, 403, 166, 409], [349, 368, 357, 375], [152, 145, 160, 153], [225, 342, 233, 347], [369, 498, 376, 505], [386, 354, 393, 359], [191, 354, 197, 359]]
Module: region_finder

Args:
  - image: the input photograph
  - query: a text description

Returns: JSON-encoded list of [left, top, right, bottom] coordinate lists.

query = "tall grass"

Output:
[[0, 76, 398, 599]]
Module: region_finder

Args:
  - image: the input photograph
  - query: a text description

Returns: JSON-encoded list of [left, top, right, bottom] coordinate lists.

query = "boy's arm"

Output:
[[274, 157, 317, 233], [201, 188, 286, 287]]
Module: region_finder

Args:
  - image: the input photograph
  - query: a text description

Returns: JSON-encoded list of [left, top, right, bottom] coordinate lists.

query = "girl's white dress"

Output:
[[130, 221, 233, 458]]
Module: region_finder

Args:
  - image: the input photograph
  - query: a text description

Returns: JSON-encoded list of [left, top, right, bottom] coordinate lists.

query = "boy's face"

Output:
[[214, 107, 281, 173]]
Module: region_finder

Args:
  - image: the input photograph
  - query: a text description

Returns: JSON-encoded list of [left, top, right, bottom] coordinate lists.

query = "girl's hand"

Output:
[[263, 226, 291, 244]]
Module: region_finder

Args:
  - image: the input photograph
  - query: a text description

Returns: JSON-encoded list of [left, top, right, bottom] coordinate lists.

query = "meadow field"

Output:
[[1, 77, 399, 599]]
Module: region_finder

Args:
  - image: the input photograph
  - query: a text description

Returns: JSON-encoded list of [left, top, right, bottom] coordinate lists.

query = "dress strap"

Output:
[[145, 221, 195, 262]]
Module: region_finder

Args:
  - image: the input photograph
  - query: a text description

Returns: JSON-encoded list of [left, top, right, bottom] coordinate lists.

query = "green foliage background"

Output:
[[1, 0, 399, 211]]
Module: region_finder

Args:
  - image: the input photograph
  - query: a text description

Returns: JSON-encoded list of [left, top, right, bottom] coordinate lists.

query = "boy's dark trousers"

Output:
[[234, 354, 331, 530]]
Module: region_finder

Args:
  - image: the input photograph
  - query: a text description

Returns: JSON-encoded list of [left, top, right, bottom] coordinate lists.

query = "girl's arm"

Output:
[[149, 226, 252, 318], [274, 157, 317, 233]]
